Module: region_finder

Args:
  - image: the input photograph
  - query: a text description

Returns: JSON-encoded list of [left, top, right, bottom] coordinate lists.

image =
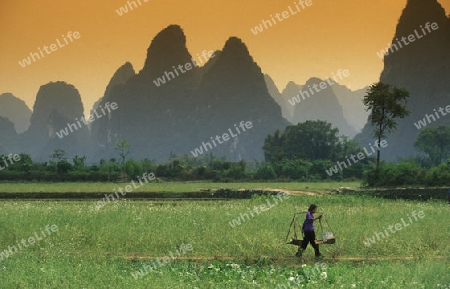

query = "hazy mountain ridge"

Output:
[[0, 116, 17, 154], [291, 77, 357, 137], [331, 84, 369, 133], [0, 93, 32, 133], [90, 62, 136, 159], [280, 80, 303, 121], [266, 78, 365, 137], [22, 82, 92, 160]]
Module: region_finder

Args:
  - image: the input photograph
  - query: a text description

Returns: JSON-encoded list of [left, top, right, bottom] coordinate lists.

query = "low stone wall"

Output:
[[0, 190, 283, 200], [337, 187, 449, 201], [212, 189, 283, 199]]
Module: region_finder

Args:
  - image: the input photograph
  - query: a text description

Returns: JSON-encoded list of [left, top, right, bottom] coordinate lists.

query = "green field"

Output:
[[0, 181, 360, 193], [0, 185, 449, 288]]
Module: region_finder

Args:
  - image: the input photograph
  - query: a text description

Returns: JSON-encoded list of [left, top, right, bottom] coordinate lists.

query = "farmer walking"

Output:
[[296, 204, 323, 259]]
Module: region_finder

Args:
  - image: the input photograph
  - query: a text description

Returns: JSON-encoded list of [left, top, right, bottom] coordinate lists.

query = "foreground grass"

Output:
[[1, 195, 446, 258], [0, 181, 361, 193], [1, 256, 448, 288], [0, 194, 448, 288]]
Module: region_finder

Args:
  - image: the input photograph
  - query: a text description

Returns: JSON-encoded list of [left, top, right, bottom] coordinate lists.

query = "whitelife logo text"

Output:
[[287, 69, 350, 107], [95, 172, 155, 209], [364, 211, 425, 247], [228, 193, 290, 228], [190, 121, 253, 157], [18, 31, 81, 68], [55, 102, 118, 139], [0, 224, 58, 261], [0, 154, 21, 171], [153, 50, 215, 87], [131, 244, 193, 279], [413, 104, 450, 129], [325, 140, 388, 177], [115, 0, 149, 16], [250, 0, 313, 35], [376, 22, 439, 59]]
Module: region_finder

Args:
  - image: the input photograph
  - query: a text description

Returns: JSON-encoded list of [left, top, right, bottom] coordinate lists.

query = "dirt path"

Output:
[[65, 250, 446, 263], [114, 254, 446, 262]]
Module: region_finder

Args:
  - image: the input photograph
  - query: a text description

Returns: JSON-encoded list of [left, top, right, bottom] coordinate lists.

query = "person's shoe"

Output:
[[315, 254, 324, 260], [295, 249, 303, 257]]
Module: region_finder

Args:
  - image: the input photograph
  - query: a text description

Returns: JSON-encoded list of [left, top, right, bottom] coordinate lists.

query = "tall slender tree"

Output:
[[363, 82, 410, 169], [115, 139, 130, 166], [51, 149, 67, 173]]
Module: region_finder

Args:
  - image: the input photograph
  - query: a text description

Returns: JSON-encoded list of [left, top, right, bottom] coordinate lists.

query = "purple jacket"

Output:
[[303, 211, 315, 231]]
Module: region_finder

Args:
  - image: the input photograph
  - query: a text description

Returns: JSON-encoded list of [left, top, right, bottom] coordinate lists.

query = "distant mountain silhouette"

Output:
[[22, 81, 91, 160], [264, 74, 288, 119], [92, 25, 288, 161], [331, 84, 369, 133], [91, 62, 135, 114], [266, 78, 367, 136], [91, 24, 203, 161], [0, 93, 32, 133], [0, 116, 17, 154], [356, 0, 450, 160], [90, 62, 136, 159], [194, 37, 289, 160], [279, 77, 357, 137], [280, 81, 307, 123]]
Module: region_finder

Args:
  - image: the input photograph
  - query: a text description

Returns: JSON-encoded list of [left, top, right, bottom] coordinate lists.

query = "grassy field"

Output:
[[0, 181, 361, 193], [0, 191, 449, 288]]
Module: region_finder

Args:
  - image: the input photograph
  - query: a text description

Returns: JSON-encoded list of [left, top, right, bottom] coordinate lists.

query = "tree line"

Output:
[[1, 119, 448, 186]]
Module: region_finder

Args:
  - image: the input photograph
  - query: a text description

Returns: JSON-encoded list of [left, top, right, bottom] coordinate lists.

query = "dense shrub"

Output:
[[255, 165, 277, 180], [424, 163, 450, 186], [363, 160, 450, 187]]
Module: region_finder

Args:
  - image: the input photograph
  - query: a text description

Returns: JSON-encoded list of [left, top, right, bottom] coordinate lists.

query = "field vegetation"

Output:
[[0, 181, 360, 193], [0, 193, 448, 288]]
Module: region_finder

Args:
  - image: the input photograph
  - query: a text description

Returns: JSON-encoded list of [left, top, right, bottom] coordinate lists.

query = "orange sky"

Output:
[[1, 0, 450, 116]]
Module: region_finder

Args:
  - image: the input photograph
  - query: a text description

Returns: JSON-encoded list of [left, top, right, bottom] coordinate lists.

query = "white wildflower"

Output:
[[230, 263, 240, 270]]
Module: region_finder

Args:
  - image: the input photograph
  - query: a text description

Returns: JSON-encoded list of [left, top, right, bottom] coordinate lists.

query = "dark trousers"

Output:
[[300, 230, 321, 256]]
